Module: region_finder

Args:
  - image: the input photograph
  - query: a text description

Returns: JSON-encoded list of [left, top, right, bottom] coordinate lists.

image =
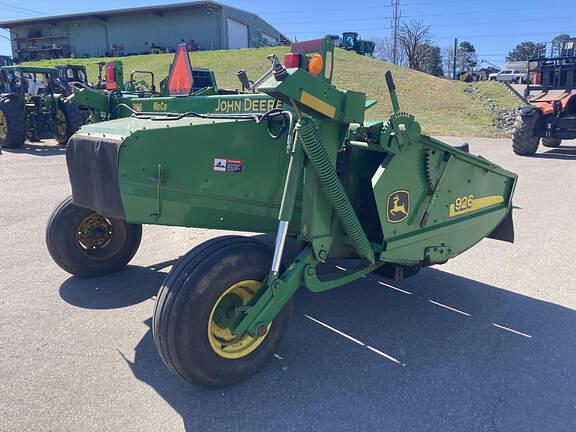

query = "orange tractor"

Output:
[[512, 38, 576, 155]]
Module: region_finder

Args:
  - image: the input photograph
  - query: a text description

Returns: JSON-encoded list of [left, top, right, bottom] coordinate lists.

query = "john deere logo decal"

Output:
[[387, 190, 410, 223]]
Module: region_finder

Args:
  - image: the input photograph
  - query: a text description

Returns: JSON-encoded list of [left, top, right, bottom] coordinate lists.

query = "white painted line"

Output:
[[335, 265, 347, 271], [492, 323, 532, 338], [304, 315, 404, 366], [377, 281, 413, 295], [428, 299, 471, 317], [304, 314, 365, 346], [274, 353, 284, 360], [365, 345, 402, 365]]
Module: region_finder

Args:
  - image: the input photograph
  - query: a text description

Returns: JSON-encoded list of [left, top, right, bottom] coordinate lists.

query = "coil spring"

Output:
[[296, 117, 375, 263]]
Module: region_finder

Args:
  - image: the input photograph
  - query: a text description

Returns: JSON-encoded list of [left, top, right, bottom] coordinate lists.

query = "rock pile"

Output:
[[463, 85, 519, 135], [493, 108, 517, 134]]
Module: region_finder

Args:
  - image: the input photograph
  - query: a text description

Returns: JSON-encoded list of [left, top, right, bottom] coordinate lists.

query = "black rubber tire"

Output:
[[0, 97, 25, 149], [153, 236, 293, 388], [541, 137, 562, 148], [512, 110, 541, 156], [55, 99, 85, 146], [46, 196, 142, 277]]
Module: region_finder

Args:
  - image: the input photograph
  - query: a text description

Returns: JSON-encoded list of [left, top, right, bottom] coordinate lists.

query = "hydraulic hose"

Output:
[[296, 117, 375, 264]]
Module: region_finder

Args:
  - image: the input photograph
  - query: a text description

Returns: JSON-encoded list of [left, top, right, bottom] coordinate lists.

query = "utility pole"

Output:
[[391, 0, 400, 64]]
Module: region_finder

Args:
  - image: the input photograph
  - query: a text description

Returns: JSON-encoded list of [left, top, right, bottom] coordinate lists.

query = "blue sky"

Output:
[[1, 0, 574, 67]]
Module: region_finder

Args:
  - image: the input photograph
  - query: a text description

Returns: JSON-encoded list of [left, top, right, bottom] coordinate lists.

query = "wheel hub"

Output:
[[55, 109, 67, 137], [0, 111, 7, 140], [76, 214, 113, 250], [208, 280, 270, 359]]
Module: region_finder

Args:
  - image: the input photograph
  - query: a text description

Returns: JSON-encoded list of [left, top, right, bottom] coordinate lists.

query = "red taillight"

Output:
[[283, 53, 300, 68], [106, 64, 117, 90]]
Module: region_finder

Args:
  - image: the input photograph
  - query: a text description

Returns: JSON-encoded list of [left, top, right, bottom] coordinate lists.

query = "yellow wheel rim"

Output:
[[0, 111, 7, 140], [55, 109, 67, 137], [208, 280, 270, 359]]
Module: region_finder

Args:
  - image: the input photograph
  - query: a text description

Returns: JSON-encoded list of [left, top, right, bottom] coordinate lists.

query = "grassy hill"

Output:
[[26, 48, 520, 137]]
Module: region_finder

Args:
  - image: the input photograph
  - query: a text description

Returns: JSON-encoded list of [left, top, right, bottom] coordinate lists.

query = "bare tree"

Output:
[[373, 37, 393, 62], [442, 45, 455, 78], [398, 20, 432, 71], [373, 36, 406, 65]]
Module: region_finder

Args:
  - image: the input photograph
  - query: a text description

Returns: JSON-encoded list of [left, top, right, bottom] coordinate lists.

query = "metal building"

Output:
[[0, 1, 289, 61]]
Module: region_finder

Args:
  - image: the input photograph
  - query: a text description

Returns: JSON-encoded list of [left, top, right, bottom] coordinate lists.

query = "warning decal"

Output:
[[213, 158, 243, 173]]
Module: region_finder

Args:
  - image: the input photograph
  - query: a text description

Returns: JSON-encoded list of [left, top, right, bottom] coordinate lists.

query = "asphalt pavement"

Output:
[[1, 137, 575, 431]]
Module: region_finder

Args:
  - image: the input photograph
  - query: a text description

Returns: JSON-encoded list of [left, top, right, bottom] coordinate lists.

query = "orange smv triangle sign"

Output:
[[168, 44, 194, 96]]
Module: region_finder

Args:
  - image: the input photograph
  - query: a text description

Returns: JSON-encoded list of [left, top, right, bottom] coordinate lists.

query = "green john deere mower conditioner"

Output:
[[46, 39, 517, 388]]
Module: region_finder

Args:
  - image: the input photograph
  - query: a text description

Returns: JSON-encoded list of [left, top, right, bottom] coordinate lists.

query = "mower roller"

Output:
[[46, 38, 517, 387]]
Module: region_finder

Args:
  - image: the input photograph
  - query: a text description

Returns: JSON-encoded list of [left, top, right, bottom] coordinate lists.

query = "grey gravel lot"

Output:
[[1, 138, 575, 432]]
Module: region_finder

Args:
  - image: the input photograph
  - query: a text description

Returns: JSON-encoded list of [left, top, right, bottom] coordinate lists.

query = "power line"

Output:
[[273, 16, 393, 25], [430, 16, 576, 28], [404, 0, 573, 5], [262, 2, 572, 16], [404, 0, 474, 4], [0, 8, 41, 17], [403, 6, 575, 19], [434, 32, 572, 40], [272, 15, 576, 26], [259, 4, 391, 15], [0, 3, 46, 16], [273, 10, 576, 26], [290, 28, 570, 42], [293, 28, 389, 35]]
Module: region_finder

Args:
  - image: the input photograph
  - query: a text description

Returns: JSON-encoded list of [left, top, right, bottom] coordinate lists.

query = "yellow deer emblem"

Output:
[[390, 194, 408, 216], [387, 190, 410, 223]]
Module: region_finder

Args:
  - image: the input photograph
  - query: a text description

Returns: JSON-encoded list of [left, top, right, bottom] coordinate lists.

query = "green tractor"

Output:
[[46, 38, 516, 388], [55, 64, 89, 89], [0, 66, 85, 149], [0, 56, 14, 93], [91, 60, 156, 93], [340, 32, 376, 56]]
